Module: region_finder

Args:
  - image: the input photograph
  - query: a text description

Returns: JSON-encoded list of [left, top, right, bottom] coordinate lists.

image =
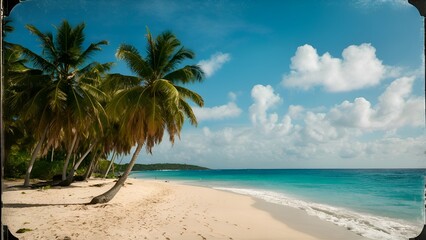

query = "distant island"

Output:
[[117, 163, 209, 171]]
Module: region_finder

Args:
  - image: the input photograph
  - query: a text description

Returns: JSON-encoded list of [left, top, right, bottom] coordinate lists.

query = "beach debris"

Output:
[[16, 228, 32, 233], [90, 183, 106, 187], [37, 185, 51, 191]]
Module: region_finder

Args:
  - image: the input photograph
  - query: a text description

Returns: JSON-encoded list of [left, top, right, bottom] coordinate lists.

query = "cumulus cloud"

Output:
[[328, 76, 423, 131], [287, 76, 423, 144], [142, 122, 425, 169], [248, 85, 295, 135], [288, 105, 305, 119], [193, 102, 242, 121], [135, 78, 424, 169], [193, 92, 242, 121], [198, 52, 231, 77], [282, 44, 390, 92], [249, 85, 281, 130]]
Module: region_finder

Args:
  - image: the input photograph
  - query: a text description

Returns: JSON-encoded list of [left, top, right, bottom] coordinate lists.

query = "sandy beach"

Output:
[[2, 178, 370, 240]]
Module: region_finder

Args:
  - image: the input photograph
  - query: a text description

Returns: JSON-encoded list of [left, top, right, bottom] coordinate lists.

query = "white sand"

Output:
[[2, 178, 370, 240]]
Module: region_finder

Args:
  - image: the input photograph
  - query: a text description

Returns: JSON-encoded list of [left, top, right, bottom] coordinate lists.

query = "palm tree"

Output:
[[15, 20, 111, 186], [90, 29, 205, 204], [3, 20, 47, 173]]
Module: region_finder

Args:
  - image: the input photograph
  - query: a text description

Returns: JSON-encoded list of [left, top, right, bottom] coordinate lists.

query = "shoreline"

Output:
[[253, 199, 368, 240], [2, 178, 370, 240]]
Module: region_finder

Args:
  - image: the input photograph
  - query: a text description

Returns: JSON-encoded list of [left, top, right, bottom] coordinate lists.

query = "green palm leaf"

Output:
[[116, 44, 152, 80]]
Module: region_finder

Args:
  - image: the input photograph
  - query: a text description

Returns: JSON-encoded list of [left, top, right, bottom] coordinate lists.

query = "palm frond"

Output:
[[145, 28, 157, 73], [174, 85, 204, 107], [164, 46, 195, 73], [79, 61, 112, 77], [70, 22, 86, 50], [116, 44, 152, 79], [101, 73, 141, 95], [26, 24, 58, 63], [164, 65, 204, 84], [152, 79, 180, 103], [178, 98, 198, 126], [16, 45, 56, 73], [78, 40, 109, 66], [153, 31, 180, 74], [3, 19, 14, 36], [49, 79, 67, 112]]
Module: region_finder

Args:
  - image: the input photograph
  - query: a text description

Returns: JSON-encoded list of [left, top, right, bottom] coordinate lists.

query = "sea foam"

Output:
[[214, 187, 421, 240]]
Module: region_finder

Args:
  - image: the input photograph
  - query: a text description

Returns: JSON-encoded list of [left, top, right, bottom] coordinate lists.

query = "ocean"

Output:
[[130, 169, 426, 240]]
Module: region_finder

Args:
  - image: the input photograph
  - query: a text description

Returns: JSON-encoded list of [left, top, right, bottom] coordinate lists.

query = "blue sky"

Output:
[[7, 0, 425, 168]]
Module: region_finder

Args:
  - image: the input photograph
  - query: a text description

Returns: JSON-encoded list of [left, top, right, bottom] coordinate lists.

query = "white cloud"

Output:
[[328, 76, 423, 131], [249, 85, 282, 132], [136, 77, 424, 169], [193, 92, 242, 122], [198, 52, 231, 77], [288, 105, 305, 119], [142, 122, 424, 169], [193, 102, 242, 121], [302, 112, 340, 142], [282, 44, 390, 92]]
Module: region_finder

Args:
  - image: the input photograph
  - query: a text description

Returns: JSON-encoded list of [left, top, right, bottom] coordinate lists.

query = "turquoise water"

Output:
[[131, 169, 426, 240]]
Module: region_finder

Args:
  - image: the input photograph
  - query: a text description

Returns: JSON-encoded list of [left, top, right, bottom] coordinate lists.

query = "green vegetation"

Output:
[[3, 19, 205, 204], [5, 155, 210, 179]]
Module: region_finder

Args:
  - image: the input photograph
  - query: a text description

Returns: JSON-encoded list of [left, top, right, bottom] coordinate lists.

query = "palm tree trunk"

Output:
[[90, 142, 143, 204], [50, 147, 54, 162], [62, 133, 78, 180], [103, 151, 117, 179], [72, 154, 76, 168], [83, 159, 95, 181], [114, 155, 124, 177], [24, 126, 48, 187], [60, 141, 96, 186], [83, 152, 98, 181]]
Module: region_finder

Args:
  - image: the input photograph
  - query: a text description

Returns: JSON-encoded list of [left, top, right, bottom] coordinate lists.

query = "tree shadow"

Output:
[[3, 202, 88, 208], [4, 180, 93, 192]]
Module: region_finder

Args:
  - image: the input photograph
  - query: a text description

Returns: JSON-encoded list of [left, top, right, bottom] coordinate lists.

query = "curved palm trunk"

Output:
[[90, 143, 143, 204], [103, 151, 117, 179], [24, 126, 48, 187], [62, 133, 78, 180], [60, 141, 96, 186]]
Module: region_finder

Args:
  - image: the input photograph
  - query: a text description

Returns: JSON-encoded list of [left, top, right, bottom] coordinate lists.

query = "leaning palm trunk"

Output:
[[90, 142, 143, 204], [59, 141, 97, 186], [62, 133, 78, 180], [83, 153, 98, 181], [23, 126, 48, 187], [103, 151, 117, 179]]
